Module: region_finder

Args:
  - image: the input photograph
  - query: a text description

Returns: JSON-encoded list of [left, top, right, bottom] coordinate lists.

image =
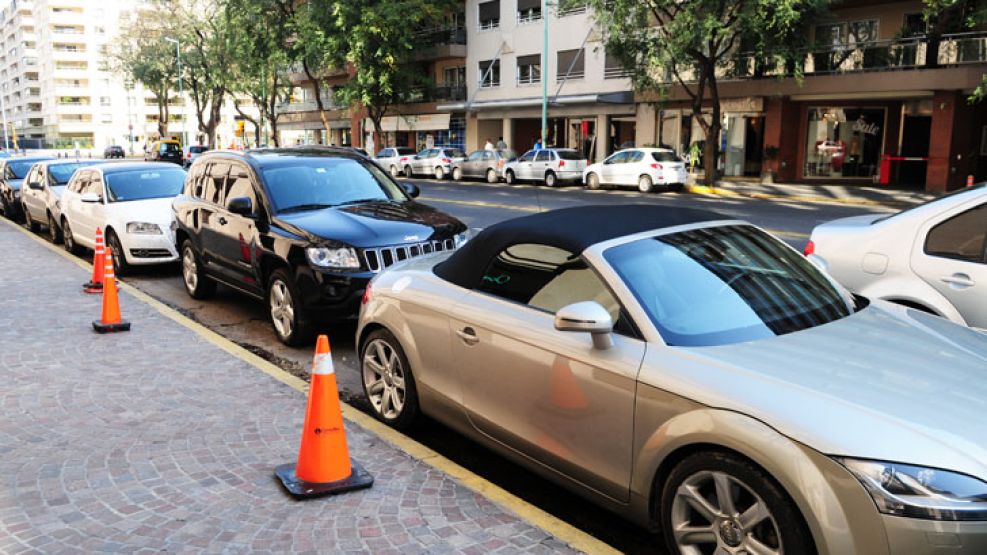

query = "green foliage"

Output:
[[923, 0, 987, 102]]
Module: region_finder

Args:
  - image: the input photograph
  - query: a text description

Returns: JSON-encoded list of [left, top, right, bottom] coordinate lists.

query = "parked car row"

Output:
[[374, 146, 690, 192]]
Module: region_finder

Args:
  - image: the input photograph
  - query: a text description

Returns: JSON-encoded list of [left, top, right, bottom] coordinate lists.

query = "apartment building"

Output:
[[282, 12, 469, 152], [446, 0, 634, 160], [635, 0, 987, 192], [0, 0, 253, 152]]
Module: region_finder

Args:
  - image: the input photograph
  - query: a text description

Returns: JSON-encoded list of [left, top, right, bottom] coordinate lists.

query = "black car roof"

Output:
[[433, 205, 726, 289]]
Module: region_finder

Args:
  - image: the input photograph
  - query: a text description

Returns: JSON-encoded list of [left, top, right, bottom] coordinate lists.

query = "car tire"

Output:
[[390, 165, 400, 177], [267, 268, 311, 347], [452, 167, 462, 181], [638, 175, 654, 193], [181, 240, 216, 299], [586, 173, 601, 190], [62, 218, 82, 255], [22, 202, 40, 232], [660, 451, 816, 555], [434, 166, 445, 180], [505, 170, 516, 185], [106, 230, 131, 277], [486, 168, 498, 183], [404, 165, 413, 177], [544, 171, 557, 187], [361, 328, 420, 431], [47, 212, 62, 244]]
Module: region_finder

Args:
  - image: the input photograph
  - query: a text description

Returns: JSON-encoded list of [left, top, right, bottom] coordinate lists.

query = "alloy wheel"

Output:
[[670, 470, 783, 555], [269, 279, 295, 339], [362, 338, 406, 420], [390, 165, 399, 177], [182, 247, 198, 293]]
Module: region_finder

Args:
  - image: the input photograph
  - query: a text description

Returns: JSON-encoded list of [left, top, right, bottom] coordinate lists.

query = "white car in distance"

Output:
[[807, 183, 987, 331], [59, 162, 187, 275], [583, 148, 688, 193]]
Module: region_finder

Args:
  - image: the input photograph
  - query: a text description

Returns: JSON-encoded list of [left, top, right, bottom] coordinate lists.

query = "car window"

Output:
[[205, 162, 230, 204], [477, 243, 621, 323], [483, 151, 495, 161], [186, 163, 205, 198], [6, 160, 41, 179], [396, 147, 416, 156], [189, 146, 208, 154], [519, 150, 536, 162], [224, 165, 257, 213], [376, 149, 390, 158], [467, 151, 485, 162], [497, 149, 517, 160], [556, 150, 583, 161], [445, 148, 466, 158], [48, 161, 100, 185], [24, 166, 39, 185], [924, 203, 987, 263], [104, 169, 186, 202], [262, 157, 408, 213], [652, 151, 679, 162], [627, 151, 646, 163], [534, 151, 553, 162], [160, 142, 180, 154], [84, 178, 104, 197], [605, 224, 856, 347], [605, 152, 628, 165], [68, 172, 88, 193]]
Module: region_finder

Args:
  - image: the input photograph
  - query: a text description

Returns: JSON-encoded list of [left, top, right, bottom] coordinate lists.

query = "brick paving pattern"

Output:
[[0, 223, 580, 555]]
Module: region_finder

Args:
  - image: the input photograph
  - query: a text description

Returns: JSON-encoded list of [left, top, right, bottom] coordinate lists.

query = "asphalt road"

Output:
[[65, 179, 896, 554]]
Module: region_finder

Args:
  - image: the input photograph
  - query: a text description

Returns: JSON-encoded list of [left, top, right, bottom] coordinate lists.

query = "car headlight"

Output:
[[840, 458, 987, 521], [306, 246, 360, 269], [454, 230, 471, 248], [126, 222, 162, 234]]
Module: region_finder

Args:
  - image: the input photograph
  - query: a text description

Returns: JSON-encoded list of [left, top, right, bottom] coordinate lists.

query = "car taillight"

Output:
[[362, 282, 373, 305], [651, 163, 662, 169], [803, 240, 815, 256], [442, 158, 451, 164], [558, 160, 565, 168], [400, 157, 407, 162], [497, 160, 504, 168]]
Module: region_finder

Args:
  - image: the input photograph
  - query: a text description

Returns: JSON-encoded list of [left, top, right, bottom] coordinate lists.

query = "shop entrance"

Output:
[[724, 115, 764, 177], [898, 102, 931, 188]]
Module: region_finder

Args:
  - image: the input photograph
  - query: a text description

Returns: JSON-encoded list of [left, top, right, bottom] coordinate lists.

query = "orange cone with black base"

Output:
[[92, 246, 131, 333], [83, 227, 105, 294], [276, 335, 373, 498]]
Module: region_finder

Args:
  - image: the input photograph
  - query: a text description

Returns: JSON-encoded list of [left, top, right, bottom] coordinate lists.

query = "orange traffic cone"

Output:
[[92, 245, 131, 333], [275, 335, 373, 498], [83, 227, 105, 294]]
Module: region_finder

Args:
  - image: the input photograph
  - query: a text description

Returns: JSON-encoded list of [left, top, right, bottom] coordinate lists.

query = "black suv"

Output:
[[173, 147, 468, 345]]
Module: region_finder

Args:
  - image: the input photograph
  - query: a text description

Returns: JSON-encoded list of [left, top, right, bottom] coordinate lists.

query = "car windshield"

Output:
[[262, 157, 407, 213], [49, 161, 101, 185], [159, 143, 180, 153], [605, 224, 855, 347], [105, 169, 186, 202], [188, 146, 208, 154], [7, 160, 42, 179], [556, 150, 583, 160], [652, 151, 679, 162]]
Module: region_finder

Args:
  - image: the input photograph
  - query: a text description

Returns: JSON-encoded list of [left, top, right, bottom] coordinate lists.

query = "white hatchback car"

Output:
[[584, 148, 688, 193], [374, 146, 417, 177], [60, 162, 187, 275], [807, 184, 987, 330]]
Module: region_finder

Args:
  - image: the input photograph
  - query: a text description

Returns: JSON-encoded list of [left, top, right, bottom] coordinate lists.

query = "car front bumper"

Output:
[[295, 266, 373, 320], [884, 515, 987, 554], [121, 232, 179, 265]]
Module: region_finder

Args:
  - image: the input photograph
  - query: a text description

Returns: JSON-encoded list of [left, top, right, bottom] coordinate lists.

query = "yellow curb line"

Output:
[[420, 195, 810, 239], [1, 218, 617, 555], [684, 184, 896, 208]]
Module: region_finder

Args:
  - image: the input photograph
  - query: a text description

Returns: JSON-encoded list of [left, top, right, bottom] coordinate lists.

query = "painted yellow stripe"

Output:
[[419, 195, 810, 239], [685, 184, 895, 208], [1, 218, 618, 555]]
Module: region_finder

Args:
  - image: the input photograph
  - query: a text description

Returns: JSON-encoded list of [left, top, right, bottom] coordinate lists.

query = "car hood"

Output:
[[273, 200, 465, 248], [108, 197, 177, 227], [663, 302, 987, 479]]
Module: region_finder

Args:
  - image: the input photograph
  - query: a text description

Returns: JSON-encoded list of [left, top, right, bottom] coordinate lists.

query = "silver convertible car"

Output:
[[356, 205, 987, 555]]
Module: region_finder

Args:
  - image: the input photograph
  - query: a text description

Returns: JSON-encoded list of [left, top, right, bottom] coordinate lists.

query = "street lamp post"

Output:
[[541, 0, 548, 148], [164, 37, 186, 146], [0, 85, 9, 151]]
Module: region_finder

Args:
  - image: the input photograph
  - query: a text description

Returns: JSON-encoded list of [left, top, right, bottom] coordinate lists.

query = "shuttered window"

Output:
[[557, 49, 585, 80], [478, 0, 500, 29], [479, 59, 501, 87], [516, 54, 540, 85]]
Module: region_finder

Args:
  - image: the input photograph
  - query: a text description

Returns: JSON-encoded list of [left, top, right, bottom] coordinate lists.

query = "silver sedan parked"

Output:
[[358, 205, 987, 555], [807, 183, 986, 331], [403, 147, 466, 180], [374, 146, 417, 177], [452, 149, 516, 183]]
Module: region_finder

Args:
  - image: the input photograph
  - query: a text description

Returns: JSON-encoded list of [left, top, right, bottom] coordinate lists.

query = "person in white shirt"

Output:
[[484, 138, 494, 150]]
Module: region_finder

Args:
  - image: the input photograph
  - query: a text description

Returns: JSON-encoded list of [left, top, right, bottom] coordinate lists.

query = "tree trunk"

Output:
[[705, 66, 722, 186], [157, 89, 170, 139], [303, 59, 332, 137]]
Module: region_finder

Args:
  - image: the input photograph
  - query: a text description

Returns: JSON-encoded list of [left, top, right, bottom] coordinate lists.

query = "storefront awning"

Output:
[[366, 113, 451, 132], [437, 91, 634, 112]]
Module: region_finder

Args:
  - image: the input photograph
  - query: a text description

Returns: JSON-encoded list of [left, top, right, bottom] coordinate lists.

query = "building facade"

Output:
[[0, 0, 253, 152]]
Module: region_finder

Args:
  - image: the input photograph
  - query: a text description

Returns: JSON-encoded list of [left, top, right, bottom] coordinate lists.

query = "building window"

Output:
[[516, 54, 540, 85], [100, 96, 111, 106], [604, 52, 631, 79], [804, 107, 886, 179], [558, 2, 587, 16], [444, 66, 466, 86], [479, 59, 500, 88], [517, 0, 541, 24], [101, 113, 112, 124], [557, 48, 585, 80], [478, 0, 500, 30]]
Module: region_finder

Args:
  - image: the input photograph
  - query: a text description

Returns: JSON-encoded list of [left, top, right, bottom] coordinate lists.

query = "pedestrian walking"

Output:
[[484, 138, 494, 150], [534, 138, 542, 150], [495, 136, 507, 150]]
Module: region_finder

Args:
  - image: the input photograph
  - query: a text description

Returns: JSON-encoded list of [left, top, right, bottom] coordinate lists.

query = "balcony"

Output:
[[412, 25, 467, 61], [404, 84, 467, 103], [276, 97, 337, 114]]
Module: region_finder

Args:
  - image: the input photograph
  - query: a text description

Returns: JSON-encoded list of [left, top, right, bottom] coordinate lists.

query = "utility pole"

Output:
[[540, 0, 548, 148], [165, 37, 186, 146], [0, 85, 9, 151]]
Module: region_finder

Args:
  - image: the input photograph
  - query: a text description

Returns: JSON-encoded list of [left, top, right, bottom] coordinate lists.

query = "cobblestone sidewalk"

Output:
[[0, 222, 579, 554]]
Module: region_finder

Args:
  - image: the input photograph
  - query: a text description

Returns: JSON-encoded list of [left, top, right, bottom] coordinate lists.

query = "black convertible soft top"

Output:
[[433, 204, 726, 289]]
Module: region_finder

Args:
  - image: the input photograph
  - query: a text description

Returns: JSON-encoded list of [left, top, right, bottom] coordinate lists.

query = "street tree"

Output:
[[310, 0, 458, 148], [579, 0, 828, 184], [112, 8, 179, 140], [225, 0, 297, 146], [923, 0, 987, 100]]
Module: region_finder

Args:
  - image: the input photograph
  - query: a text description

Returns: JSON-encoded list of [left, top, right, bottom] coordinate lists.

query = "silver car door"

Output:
[[534, 150, 551, 183], [910, 200, 987, 329], [21, 166, 45, 220], [450, 243, 643, 502], [600, 152, 624, 185]]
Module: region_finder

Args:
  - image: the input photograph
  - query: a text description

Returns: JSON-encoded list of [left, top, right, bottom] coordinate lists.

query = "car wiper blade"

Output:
[[336, 198, 388, 206], [279, 203, 334, 213]]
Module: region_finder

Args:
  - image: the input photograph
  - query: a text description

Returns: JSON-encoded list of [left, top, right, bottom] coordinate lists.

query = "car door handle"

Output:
[[456, 327, 479, 345], [217, 216, 227, 225], [941, 273, 975, 287]]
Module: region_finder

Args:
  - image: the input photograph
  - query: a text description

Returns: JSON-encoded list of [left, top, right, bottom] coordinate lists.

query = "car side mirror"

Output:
[[80, 192, 101, 203], [27, 181, 42, 190], [227, 196, 253, 216], [554, 301, 614, 350], [400, 182, 420, 198]]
